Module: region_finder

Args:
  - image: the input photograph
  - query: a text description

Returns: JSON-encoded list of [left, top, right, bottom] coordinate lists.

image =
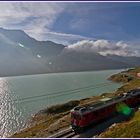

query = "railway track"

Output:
[[48, 113, 135, 138], [49, 127, 78, 138]]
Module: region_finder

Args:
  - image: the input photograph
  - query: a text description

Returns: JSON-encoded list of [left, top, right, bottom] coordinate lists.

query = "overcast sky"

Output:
[[0, 2, 140, 56]]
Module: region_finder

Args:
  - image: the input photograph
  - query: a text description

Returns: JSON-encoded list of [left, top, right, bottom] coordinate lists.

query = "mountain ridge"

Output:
[[0, 27, 139, 77]]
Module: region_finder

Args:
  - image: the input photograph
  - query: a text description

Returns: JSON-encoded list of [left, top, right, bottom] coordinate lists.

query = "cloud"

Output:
[[0, 2, 66, 40], [42, 31, 92, 45], [66, 39, 138, 57]]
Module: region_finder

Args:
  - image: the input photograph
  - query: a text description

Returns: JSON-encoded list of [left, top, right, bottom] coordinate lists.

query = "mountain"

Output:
[[0, 28, 65, 76], [0, 27, 139, 77], [106, 55, 140, 67], [0, 28, 65, 57], [46, 50, 133, 73]]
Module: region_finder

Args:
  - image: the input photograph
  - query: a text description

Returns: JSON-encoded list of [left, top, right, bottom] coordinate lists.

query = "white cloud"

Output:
[[66, 39, 137, 57], [42, 31, 92, 45], [0, 2, 95, 44], [0, 2, 66, 40]]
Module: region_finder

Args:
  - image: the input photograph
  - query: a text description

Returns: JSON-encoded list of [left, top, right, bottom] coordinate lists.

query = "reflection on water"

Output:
[[0, 78, 26, 137]]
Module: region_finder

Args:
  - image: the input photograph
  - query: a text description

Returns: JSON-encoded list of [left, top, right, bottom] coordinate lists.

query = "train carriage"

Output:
[[70, 88, 140, 132]]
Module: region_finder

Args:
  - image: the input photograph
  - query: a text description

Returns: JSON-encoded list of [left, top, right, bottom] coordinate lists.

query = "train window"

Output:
[[74, 106, 83, 111], [80, 108, 86, 112]]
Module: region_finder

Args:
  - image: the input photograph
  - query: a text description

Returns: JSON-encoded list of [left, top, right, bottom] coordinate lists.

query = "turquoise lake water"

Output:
[[0, 69, 123, 137]]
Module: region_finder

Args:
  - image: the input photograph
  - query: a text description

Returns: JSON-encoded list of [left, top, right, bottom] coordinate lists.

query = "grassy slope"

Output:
[[99, 110, 140, 138], [12, 67, 140, 138], [100, 66, 140, 138]]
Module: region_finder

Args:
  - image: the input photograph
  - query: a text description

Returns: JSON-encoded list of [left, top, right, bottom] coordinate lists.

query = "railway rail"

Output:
[[49, 127, 78, 138]]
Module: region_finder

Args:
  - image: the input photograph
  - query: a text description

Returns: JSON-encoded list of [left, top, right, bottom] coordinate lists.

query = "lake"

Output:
[[0, 69, 123, 137]]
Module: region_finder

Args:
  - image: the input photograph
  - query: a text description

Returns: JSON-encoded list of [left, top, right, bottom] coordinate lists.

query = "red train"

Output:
[[70, 88, 140, 132]]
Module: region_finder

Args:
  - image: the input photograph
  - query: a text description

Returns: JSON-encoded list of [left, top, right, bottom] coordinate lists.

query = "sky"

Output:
[[0, 2, 140, 56]]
